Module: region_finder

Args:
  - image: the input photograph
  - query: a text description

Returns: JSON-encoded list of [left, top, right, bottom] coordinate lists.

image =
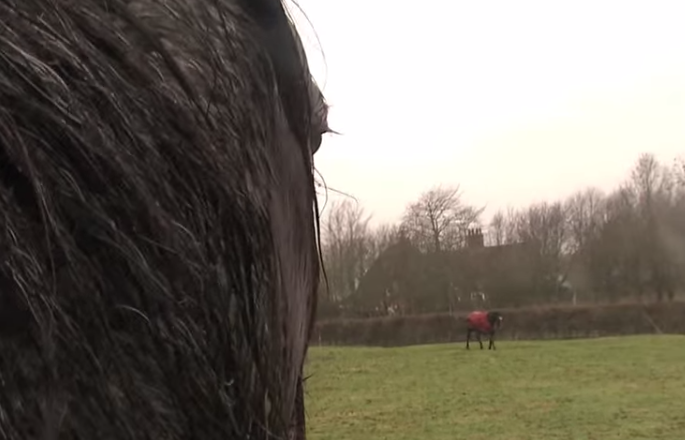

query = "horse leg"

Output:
[[477, 332, 483, 350], [466, 328, 471, 350], [489, 332, 496, 350]]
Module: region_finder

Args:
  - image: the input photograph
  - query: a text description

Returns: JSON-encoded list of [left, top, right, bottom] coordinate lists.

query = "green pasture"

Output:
[[305, 336, 685, 440]]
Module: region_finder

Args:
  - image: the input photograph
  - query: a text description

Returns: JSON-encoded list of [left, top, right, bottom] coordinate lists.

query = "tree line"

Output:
[[318, 153, 685, 318]]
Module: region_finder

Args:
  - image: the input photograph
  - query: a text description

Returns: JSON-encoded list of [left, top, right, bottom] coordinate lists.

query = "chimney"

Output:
[[465, 227, 484, 249]]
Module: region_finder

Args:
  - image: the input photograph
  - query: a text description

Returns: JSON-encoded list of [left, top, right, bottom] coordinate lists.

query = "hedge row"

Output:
[[311, 301, 685, 347]]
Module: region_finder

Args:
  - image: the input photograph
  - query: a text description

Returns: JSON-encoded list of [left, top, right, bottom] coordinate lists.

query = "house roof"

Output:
[[349, 239, 535, 306], [346, 239, 423, 306]]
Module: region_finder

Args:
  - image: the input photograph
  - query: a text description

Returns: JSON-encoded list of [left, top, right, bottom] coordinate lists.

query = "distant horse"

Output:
[[466, 310, 503, 350], [0, 1, 328, 439]]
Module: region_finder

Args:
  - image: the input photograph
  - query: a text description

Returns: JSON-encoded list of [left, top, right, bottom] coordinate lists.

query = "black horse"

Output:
[[466, 310, 504, 350], [0, 1, 327, 439]]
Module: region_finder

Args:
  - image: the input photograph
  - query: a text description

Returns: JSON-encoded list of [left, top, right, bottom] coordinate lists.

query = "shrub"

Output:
[[312, 302, 685, 346]]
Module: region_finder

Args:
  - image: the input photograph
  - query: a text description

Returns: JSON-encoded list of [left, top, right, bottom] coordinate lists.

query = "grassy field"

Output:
[[305, 335, 685, 440]]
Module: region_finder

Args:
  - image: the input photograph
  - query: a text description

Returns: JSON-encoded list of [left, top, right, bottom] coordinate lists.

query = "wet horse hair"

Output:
[[0, 0, 328, 439], [466, 310, 503, 350]]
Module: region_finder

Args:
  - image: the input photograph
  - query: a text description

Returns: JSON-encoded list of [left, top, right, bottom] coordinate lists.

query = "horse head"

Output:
[[0, 0, 328, 439], [488, 311, 504, 329]]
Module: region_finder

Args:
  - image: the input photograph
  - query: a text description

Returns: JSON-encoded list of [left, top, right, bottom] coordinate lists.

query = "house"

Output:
[[344, 236, 423, 315], [349, 228, 540, 314]]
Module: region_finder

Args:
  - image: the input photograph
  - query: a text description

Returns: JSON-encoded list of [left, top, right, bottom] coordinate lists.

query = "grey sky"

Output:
[[290, 0, 685, 226]]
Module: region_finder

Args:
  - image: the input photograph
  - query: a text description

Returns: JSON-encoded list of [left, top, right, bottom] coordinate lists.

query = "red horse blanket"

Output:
[[467, 311, 492, 332]]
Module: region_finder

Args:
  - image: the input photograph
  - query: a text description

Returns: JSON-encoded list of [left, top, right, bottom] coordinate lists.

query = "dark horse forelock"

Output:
[[0, 1, 327, 439]]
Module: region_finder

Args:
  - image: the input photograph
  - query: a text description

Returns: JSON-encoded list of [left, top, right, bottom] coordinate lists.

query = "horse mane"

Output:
[[487, 311, 502, 326], [0, 0, 326, 438]]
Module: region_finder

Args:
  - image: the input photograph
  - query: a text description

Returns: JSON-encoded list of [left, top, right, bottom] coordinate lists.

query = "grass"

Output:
[[305, 335, 685, 440]]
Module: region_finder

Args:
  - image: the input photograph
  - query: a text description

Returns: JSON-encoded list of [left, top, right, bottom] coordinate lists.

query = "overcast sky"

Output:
[[289, 0, 685, 226]]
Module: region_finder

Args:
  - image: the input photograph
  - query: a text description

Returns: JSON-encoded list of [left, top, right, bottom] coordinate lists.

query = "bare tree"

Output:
[[565, 187, 605, 255], [367, 223, 402, 260], [402, 185, 483, 252], [629, 153, 677, 301], [560, 188, 606, 299], [488, 207, 519, 246], [630, 153, 673, 217], [513, 202, 567, 251], [321, 200, 373, 301], [675, 156, 685, 187], [510, 201, 569, 302], [489, 211, 506, 247], [594, 185, 644, 300]]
